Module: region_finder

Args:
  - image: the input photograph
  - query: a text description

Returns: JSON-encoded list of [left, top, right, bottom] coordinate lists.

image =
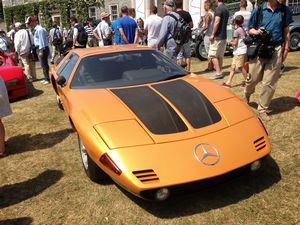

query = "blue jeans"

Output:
[[37, 46, 50, 81]]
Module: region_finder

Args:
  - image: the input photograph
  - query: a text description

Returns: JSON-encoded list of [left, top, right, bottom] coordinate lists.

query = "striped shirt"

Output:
[[84, 25, 96, 37]]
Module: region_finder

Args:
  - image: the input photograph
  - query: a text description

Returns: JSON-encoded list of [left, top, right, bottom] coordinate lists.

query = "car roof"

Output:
[[69, 44, 154, 57]]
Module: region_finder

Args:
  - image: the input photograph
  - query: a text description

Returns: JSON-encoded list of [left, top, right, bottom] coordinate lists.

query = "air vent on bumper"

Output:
[[132, 169, 159, 184], [254, 137, 266, 151]]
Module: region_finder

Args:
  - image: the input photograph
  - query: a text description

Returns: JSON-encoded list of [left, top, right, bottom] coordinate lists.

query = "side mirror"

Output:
[[56, 76, 66, 86]]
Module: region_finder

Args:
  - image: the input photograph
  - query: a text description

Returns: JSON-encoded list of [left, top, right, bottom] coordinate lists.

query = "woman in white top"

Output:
[[233, 0, 252, 31]]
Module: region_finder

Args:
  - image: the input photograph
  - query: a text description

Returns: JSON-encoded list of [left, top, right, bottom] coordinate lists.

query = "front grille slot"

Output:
[[254, 137, 266, 151], [133, 169, 159, 184]]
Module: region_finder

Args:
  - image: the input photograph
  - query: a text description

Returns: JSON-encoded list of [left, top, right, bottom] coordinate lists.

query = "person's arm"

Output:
[[119, 27, 129, 44], [157, 17, 169, 49], [248, 8, 264, 36], [134, 28, 139, 44], [209, 16, 220, 41], [282, 26, 290, 63], [229, 37, 238, 47], [202, 14, 211, 33]]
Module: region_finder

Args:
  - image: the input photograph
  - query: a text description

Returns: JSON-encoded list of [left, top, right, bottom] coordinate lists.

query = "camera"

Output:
[[259, 28, 272, 44]]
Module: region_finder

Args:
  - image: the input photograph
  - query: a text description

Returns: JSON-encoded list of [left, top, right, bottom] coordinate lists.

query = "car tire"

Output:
[[195, 40, 208, 61], [56, 95, 64, 110], [290, 31, 300, 51], [78, 135, 109, 183]]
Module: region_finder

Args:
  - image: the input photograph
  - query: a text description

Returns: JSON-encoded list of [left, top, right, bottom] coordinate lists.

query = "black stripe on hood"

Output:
[[152, 80, 221, 128], [111, 86, 188, 134]]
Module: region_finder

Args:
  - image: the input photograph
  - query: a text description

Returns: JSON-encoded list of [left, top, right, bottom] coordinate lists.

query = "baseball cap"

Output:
[[163, 0, 174, 7], [25, 16, 36, 24]]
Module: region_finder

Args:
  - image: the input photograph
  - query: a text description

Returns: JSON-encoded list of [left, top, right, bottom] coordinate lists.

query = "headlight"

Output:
[[155, 188, 170, 201], [250, 160, 262, 171]]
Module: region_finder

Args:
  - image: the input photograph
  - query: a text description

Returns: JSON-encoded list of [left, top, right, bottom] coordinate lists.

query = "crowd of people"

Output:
[[0, 0, 295, 157]]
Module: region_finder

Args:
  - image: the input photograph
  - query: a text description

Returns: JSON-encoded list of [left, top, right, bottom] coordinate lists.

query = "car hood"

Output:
[[68, 76, 255, 148]]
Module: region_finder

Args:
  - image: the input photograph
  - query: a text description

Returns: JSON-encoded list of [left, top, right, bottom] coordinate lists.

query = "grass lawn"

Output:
[[0, 52, 299, 225]]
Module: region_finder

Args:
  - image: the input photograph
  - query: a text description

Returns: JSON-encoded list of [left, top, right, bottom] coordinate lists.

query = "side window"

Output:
[[57, 53, 79, 81]]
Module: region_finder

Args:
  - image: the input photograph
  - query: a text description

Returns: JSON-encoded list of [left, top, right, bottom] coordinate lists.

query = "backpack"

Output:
[[75, 24, 88, 46], [52, 28, 62, 46], [167, 13, 192, 46]]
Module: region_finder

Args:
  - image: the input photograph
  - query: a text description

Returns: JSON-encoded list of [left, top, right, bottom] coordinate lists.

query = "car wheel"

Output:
[[78, 135, 109, 183], [56, 95, 64, 110], [289, 31, 300, 51], [195, 40, 208, 61]]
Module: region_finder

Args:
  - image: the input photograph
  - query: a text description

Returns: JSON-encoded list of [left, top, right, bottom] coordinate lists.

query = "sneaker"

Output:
[[209, 74, 224, 80], [41, 80, 50, 84], [259, 112, 271, 121], [222, 83, 231, 88]]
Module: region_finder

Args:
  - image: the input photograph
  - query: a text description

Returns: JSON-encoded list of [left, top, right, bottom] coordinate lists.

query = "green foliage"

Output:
[[3, 0, 103, 30]]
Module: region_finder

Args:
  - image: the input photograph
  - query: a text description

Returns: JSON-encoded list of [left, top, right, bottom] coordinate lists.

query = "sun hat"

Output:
[[100, 12, 110, 19]]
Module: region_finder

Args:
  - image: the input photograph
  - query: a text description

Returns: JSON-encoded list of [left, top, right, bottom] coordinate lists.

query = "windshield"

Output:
[[70, 50, 186, 89]]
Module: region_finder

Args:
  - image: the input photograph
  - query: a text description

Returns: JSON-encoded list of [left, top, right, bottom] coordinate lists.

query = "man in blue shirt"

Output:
[[26, 16, 50, 84], [117, 6, 138, 44], [245, 0, 293, 121]]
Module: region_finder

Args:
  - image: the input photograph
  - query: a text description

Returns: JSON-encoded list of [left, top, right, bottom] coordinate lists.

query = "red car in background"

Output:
[[0, 51, 28, 100]]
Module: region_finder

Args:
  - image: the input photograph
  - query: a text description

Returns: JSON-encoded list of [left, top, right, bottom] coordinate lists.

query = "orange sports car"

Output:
[[50, 45, 271, 201]]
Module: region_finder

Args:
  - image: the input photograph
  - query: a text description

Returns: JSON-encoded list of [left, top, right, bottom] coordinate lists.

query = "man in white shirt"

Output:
[[144, 5, 162, 48], [93, 12, 113, 46], [14, 22, 36, 82]]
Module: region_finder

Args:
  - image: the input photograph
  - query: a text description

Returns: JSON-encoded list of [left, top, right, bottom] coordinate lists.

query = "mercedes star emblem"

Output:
[[194, 143, 220, 166]]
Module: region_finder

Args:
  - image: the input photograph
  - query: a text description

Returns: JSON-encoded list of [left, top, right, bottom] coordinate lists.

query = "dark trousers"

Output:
[[37, 46, 50, 81]]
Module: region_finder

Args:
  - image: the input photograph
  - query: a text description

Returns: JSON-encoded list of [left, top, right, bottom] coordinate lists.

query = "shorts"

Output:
[[208, 39, 227, 58], [177, 41, 192, 59], [204, 35, 210, 53], [232, 54, 246, 68]]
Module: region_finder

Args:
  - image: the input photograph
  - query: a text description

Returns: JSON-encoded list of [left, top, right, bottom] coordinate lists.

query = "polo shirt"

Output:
[[248, 2, 293, 45]]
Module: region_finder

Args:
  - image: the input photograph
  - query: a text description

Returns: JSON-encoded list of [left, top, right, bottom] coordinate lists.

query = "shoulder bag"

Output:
[[27, 30, 39, 62]]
